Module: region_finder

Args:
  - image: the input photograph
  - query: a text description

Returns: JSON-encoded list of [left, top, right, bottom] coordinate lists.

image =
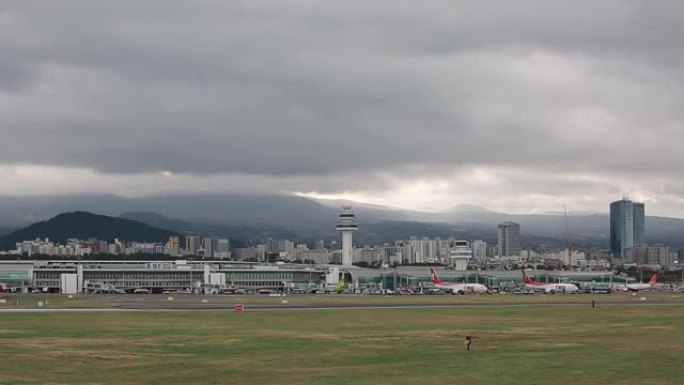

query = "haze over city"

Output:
[[2, 1, 684, 217]]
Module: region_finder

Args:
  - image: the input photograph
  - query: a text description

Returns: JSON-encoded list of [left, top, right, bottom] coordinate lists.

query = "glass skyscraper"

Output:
[[610, 199, 645, 258], [633, 202, 645, 244]]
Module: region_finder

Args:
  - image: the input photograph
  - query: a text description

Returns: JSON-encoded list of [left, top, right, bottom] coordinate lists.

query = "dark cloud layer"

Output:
[[1, 1, 684, 214]]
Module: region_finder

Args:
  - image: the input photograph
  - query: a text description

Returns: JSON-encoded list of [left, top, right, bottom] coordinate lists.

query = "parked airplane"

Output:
[[430, 268, 489, 294], [621, 273, 658, 292], [521, 268, 579, 294]]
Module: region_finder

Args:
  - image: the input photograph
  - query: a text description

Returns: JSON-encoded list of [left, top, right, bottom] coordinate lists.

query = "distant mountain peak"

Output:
[[0, 211, 177, 250], [447, 204, 493, 214]]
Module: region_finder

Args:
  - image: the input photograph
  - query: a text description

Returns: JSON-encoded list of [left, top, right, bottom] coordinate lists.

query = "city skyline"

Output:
[[3, 2, 684, 217], [3, 198, 678, 268]]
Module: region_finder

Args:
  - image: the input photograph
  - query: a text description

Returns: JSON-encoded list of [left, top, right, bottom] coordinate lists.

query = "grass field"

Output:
[[1, 305, 683, 385]]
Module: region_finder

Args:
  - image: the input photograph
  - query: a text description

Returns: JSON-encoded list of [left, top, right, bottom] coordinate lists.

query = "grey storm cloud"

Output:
[[1, 0, 684, 205]]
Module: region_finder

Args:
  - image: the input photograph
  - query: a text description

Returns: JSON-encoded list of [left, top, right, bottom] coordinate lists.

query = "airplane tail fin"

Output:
[[649, 273, 658, 285], [335, 274, 345, 292], [430, 268, 442, 284], [521, 268, 535, 285]]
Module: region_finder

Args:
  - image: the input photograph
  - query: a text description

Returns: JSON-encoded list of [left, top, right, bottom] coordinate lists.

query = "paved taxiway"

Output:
[[2, 300, 683, 312]]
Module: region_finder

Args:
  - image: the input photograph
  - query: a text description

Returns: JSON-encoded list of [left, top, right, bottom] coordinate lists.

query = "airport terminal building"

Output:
[[0, 260, 634, 294]]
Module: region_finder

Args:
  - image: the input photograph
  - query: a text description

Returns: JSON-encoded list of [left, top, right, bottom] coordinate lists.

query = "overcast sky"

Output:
[[2, 1, 684, 216]]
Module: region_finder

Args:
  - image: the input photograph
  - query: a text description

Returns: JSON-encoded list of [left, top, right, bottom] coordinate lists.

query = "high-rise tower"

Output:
[[497, 221, 521, 257], [633, 202, 645, 244], [336, 205, 358, 266], [610, 198, 645, 259], [186, 235, 201, 255]]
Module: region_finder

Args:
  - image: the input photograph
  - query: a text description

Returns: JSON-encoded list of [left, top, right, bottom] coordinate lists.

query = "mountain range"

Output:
[[0, 193, 682, 249]]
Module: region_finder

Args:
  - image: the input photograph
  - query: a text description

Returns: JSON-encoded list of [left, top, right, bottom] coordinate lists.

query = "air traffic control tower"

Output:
[[336, 205, 358, 266]]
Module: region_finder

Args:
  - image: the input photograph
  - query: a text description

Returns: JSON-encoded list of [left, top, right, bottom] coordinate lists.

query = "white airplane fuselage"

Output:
[[521, 268, 579, 294], [434, 282, 489, 294], [623, 283, 654, 291], [524, 282, 579, 294], [430, 267, 489, 294], [619, 274, 658, 292]]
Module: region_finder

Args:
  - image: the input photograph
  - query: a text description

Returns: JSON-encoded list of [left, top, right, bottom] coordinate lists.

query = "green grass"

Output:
[[1, 306, 683, 384]]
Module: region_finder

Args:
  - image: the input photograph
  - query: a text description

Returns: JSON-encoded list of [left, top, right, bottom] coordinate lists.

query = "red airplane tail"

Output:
[[430, 268, 442, 284], [521, 268, 535, 285], [649, 273, 658, 285]]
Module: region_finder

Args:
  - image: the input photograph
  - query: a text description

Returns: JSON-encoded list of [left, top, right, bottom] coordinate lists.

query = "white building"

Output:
[[216, 238, 231, 259], [471, 240, 487, 261], [448, 240, 472, 271]]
